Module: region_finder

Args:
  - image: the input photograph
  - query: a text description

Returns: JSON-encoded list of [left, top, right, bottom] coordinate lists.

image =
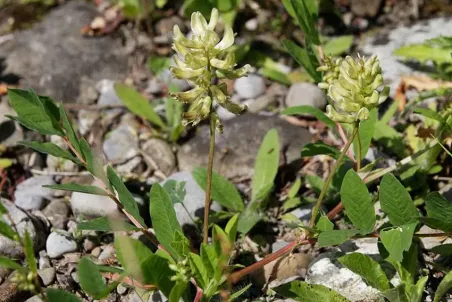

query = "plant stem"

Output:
[[309, 126, 359, 227], [356, 127, 361, 172], [203, 116, 216, 244]]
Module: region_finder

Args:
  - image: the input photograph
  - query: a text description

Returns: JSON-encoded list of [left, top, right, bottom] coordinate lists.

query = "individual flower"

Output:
[[169, 8, 250, 129], [318, 55, 390, 124]]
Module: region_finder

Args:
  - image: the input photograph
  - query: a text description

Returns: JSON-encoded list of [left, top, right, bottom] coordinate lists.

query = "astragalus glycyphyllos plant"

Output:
[[170, 8, 249, 243]]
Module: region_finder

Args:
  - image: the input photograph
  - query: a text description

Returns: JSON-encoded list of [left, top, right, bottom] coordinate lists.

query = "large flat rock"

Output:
[[0, 2, 128, 102], [177, 113, 312, 180]]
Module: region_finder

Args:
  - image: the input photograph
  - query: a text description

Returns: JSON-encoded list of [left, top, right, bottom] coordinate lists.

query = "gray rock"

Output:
[[284, 82, 326, 109], [234, 74, 266, 99], [42, 199, 70, 229], [306, 252, 381, 301], [98, 245, 115, 262], [146, 78, 163, 95], [103, 125, 139, 163], [162, 172, 221, 226], [158, 69, 190, 91], [25, 295, 44, 302], [289, 204, 316, 225], [351, 0, 382, 17], [419, 225, 446, 250], [14, 176, 55, 210], [340, 237, 379, 256], [0, 198, 46, 258], [46, 232, 77, 258], [78, 109, 99, 136], [0, 101, 23, 147], [177, 113, 312, 179], [38, 250, 51, 270], [46, 155, 77, 172], [0, 2, 127, 102], [71, 271, 79, 283], [71, 179, 121, 219], [142, 138, 176, 176], [272, 240, 291, 253], [360, 17, 452, 96], [38, 267, 55, 286], [155, 16, 185, 36], [117, 283, 128, 295], [245, 18, 258, 31], [96, 79, 123, 106]]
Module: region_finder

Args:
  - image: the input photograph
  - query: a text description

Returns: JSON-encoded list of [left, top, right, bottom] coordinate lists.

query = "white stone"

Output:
[[234, 74, 266, 99], [46, 232, 77, 258]]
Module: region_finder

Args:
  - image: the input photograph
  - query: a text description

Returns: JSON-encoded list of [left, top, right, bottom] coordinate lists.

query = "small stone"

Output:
[[46, 232, 78, 258], [351, 0, 382, 17], [83, 238, 97, 252], [245, 18, 258, 31], [46, 155, 77, 172], [155, 16, 185, 36], [14, 176, 55, 210], [98, 245, 115, 262], [146, 78, 163, 95], [272, 240, 291, 253], [71, 179, 121, 219], [71, 271, 79, 283], [38, 267, 55, 286], [289, 204, 318, 225], [91, 247, 101, 257], [158, 69, 190, 91], [234, 74, 266, 99], [0, 101, 23, 147], [306, 252, 381, 301], [103, 125, 139, 163], [56, 273, 76, 291], [25, 295, 44, 302], [142, 139, 176, 176], [284, 82, 326, 109], [38, 250, 51, 270], [419, 225, 446, 250], [96, 79, 123, 106], [117, 283, 128, 295], [161, 172, 221, 226], [78, 109, 99, 136], [42, 199, 70, 229]]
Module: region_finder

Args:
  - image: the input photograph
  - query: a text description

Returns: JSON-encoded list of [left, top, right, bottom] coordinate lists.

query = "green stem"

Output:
[[356, 126, 361, 172], [203, 116, 216, 244], [309, 125, 359, 227]]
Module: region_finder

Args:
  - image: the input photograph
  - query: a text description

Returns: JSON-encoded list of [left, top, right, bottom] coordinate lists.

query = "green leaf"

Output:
[[141, 251, 174, 297], [7, 89, 63, 136], [24, 230, 37, 274], [282, 197, 302, 213], [78, 217, 138, 232], [282, 0, 296, 18], [0, 220, 17, 241], [306, 174, 324, 194], [323, 35, 354, 56], [380, 223, 417, 262], [251, 129, 280, 202], [147, 56, 171, 76], [430, 244, 452, 255], [230, 283, 252, 301], [373, 121, 406, 158], [414, 108, 444, 123], [394, 44, 452, 64], [425, 192, 452, 232], [260, 67, 292, 86], [79, 138, 108, 185], [0, 256, 24, 271], [163, 179, 186, 205], [115, 235, 154, 282], [301, 142, 342, 159], [379, 174, 419, 226], [340, 169, 375, 234], [316, 216, 334, 232], [281, 106, 335, 128], [170, 230, 190, 259], [192, 167, 244, 211], [78, 257, 108, 299], [410, 275, 428, 302], [19, 141, 80, 164], [282, 40, 321, 83], [107, 166, 145, 226], [237, 206, 261, 234], [338, 253, 390, 291], [149, 183, 182, 259], [317, 229, 358, 247], [382, 285, 409, 302], [155, 0, 168, 8], [225, 213, 239, 243], [59, 105, 82, 155], [274, 280, 349, 301], [47, 288, 82, 302], [354, 108, 377, 163], [114, 83, 166, 128], [169, 281, 188, 302], [288, 178, 302, 198], [290, 0, 320, 44], [189, 252, 209, 289], [44, 183, 108, 196], [183, 0, 214, 18], [200, 243, 216, 278], [434, 270, 452, 302]]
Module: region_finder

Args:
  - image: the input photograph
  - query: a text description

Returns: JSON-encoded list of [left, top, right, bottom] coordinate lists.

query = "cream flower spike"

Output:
[[170, 8, 249, 129]]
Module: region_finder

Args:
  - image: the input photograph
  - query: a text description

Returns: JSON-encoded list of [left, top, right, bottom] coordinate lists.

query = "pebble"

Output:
[[46, 232, 78, 258], [117, 283, 128, 295], [245, 18, 258, 31], [77, 109, 99, 136], [96, 79, 123, 106], [98, 245, 115, 262], [71, 271, 79, 283], [38, 267, 55, 286], [38, 250, 51, 270], [42, 199, 70, 229], [0, 101, 24, 147], [161, 172, 221, 226], [284, 82, 326, 109], [103, 125, 139, 162], [71, 179, 121, 219], [14, 176, 55, 210], [142, 138, 176, 176], [234, 74, 266, 99], [91, 246, 102, 257]]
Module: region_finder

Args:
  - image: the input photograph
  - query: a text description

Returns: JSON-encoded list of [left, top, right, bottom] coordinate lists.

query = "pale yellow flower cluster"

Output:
[[170, 9, 250, 128], [319, 55, 390, 124]]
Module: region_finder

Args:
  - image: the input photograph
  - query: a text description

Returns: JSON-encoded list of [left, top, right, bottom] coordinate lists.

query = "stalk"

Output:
[[203, 116, 216, 244], [356, 127, 362, 171], [309, 126, 359, 227]]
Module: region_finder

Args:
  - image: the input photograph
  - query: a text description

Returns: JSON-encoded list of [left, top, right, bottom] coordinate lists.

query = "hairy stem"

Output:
[[356, 127, 361, 172], [309, 126, 359, 227], [203, 116, 216, 244]]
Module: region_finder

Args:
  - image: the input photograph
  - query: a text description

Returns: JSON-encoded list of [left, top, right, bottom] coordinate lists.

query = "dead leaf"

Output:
[[401, 75, 452, 91]]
